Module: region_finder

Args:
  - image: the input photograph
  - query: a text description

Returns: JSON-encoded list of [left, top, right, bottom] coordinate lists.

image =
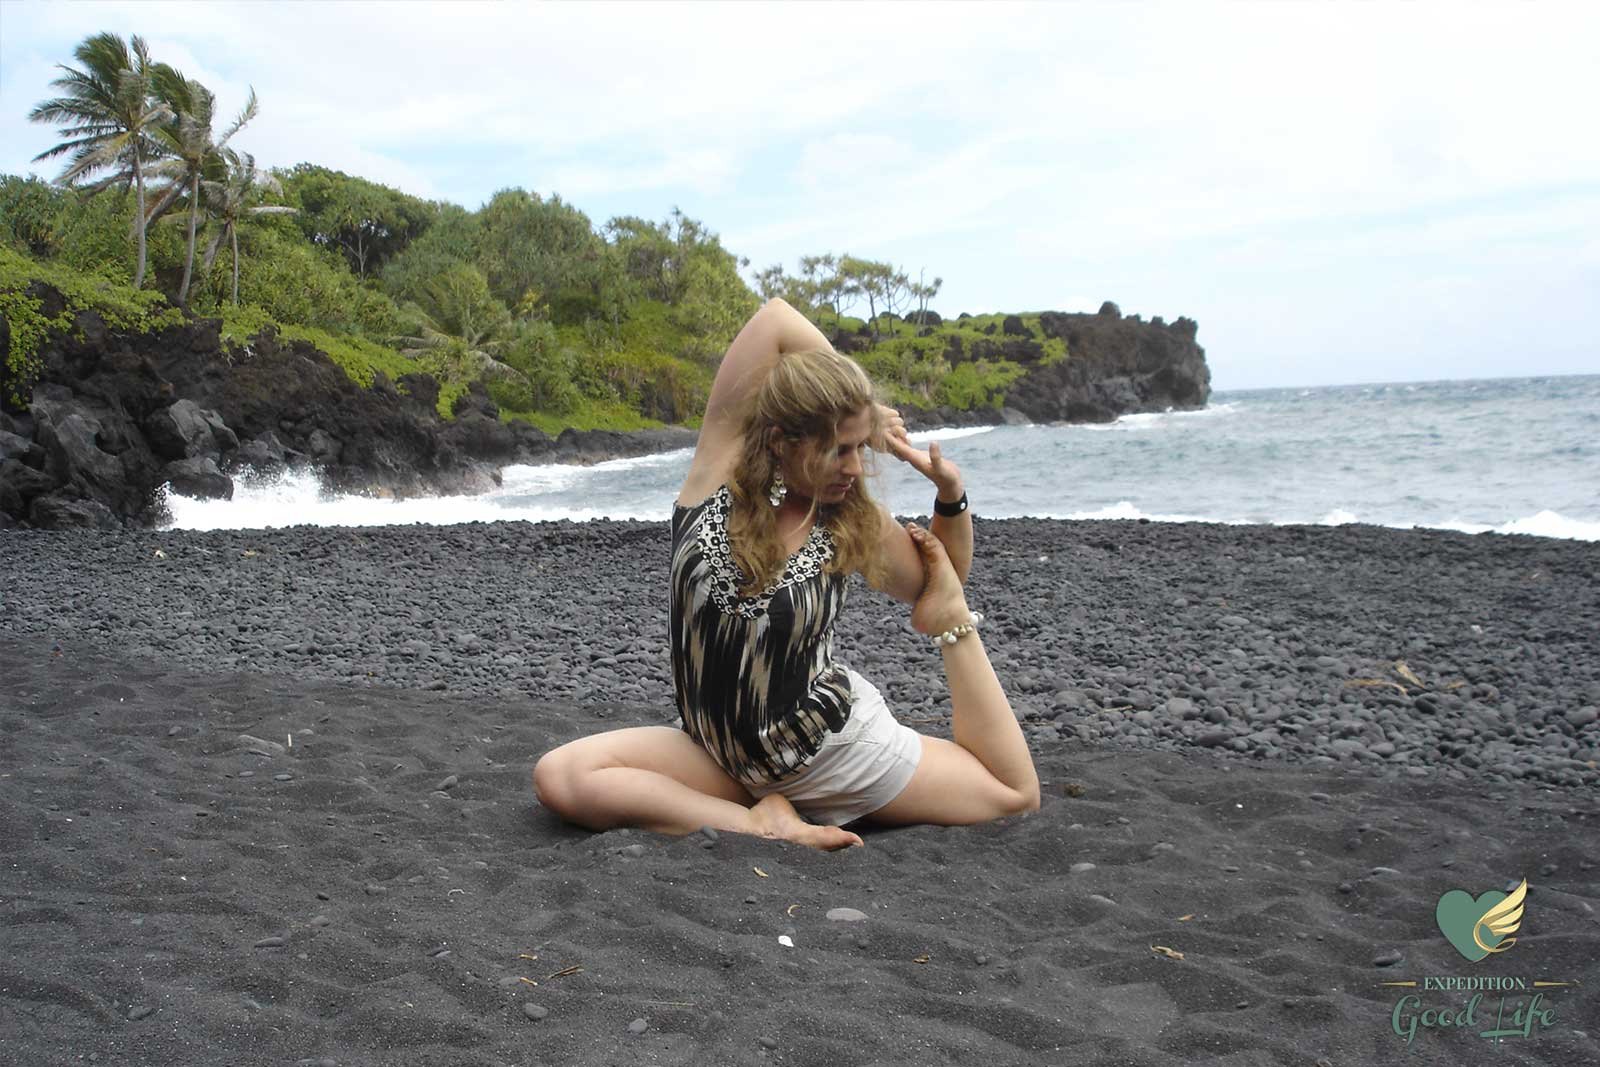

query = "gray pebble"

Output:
[[1370, 866, 1402, 877], [364, 884, 387, 896], [436, 774, 459, 791], [128, 1004, 154, 1020], [253, 935, 286, 948], [628, 1017, 648, 1034], [523, 1002, 549, 1021], [759, 1036, 779, 1049], [1222, 865, 1241, 873], [273, 773, 293, 782], [310, 915, 332, 927], [1373, 950, 1404, 967], [826, 907, 867, 922], [1070, 862, 1097, 873], [1308, 792, 1332, 803], [619, 843, 646, 858], [698, 826, 720, 842]]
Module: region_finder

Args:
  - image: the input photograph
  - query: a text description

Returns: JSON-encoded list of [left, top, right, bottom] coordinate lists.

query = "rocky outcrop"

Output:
[[894, 306, 1210, 429], [1008, 309, 1210, 423], [0, 292, 701, 530]]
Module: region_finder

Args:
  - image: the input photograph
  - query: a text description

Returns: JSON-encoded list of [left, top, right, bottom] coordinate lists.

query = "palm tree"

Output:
[[196, 149, 296, 305], [395, 262, 528, 383], [28, 32, 170, 288], [145, 68, 258, 307]]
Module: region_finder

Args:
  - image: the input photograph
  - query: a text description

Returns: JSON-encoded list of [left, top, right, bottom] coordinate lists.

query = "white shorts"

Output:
[[747, 669, 924, 827]]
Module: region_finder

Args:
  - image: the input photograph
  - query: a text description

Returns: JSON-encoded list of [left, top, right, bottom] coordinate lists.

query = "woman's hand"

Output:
[[878, 405, 964, 501]]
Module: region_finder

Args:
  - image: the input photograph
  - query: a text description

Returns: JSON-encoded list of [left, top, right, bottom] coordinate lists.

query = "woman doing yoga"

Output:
[[533, 298, 1040, 850]]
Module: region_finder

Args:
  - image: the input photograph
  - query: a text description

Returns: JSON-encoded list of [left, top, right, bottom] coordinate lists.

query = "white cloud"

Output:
[[4, 0, 1599, 386]]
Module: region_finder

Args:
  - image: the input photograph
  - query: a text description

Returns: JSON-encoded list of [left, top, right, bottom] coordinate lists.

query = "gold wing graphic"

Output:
[[1473, 878, 1527, 954]]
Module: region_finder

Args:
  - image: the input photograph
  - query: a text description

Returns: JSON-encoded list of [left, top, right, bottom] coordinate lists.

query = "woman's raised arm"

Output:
[[702, 299, 832, 430], [679, 299, 832, 506]]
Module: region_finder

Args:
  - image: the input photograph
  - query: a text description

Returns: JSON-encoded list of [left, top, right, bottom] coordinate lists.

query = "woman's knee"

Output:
[[531, 743, 583, 815], [1005, 784, 1042, 817]]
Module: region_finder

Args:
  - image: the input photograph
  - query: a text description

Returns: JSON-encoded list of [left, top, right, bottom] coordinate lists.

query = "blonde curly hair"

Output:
[[726, 347, 887, 596]]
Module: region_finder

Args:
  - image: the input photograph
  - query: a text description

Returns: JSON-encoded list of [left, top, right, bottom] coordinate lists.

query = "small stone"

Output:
[[1337, 882, 1355, 895], [253, 935, 286, 948], [436, 774, 459, 791], [698, 826, 720, 842], [316, 891, 330, 901], [1070, 862, 1097, 873], [1308, 792, 1331, 803], [1222, 865, 1241, 873], [523, 1002, 549, 1021], [744, 895, 758, 904], [1235, 1000, 1249, 1009], [1373, 950, 1404, 967], [619, 843, 646, 859], [758, 1036, 779, 1049], [166, 726, 181, 737], [128, 1005, 154, 1020], [273, 773, 293, 782], [628, 1017, 648, 1035], [310, 915, 332, 927], [1370, 866, 1402, 877], [364, 884, 387, 896], [826, 907, 867, 922]]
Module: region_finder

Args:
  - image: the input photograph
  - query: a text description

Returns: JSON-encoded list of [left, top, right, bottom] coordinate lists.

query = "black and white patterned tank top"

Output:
[[669, 485, 854, 787]]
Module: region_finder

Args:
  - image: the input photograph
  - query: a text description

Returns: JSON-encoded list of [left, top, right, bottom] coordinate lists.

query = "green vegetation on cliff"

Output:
[[7, 30, 1105, 430]]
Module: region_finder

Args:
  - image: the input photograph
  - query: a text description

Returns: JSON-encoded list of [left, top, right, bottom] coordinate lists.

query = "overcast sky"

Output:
[[3, 0, 1596, 390]]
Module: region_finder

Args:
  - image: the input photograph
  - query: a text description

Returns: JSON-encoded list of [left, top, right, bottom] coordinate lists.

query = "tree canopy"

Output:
[[14, 30, 993, 432]]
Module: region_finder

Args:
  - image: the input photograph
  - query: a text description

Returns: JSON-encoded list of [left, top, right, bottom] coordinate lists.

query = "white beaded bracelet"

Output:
[[930, 611, 984, 648]]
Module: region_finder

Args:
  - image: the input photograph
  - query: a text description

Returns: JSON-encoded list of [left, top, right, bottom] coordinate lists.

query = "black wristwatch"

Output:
[[933, 492, 969, 518]]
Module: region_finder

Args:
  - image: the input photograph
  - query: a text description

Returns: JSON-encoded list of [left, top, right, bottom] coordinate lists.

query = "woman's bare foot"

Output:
[[746, 793, 863, 850], [906, 523, 973, 636]]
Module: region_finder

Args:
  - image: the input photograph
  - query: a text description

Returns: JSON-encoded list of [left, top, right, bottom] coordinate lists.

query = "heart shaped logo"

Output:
[[1435, 879, 1526, 961]]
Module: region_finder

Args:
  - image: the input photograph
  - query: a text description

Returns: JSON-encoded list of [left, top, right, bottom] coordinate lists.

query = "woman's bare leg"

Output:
[[533, 726, 862, 849], [865, 524, 1041, 826]]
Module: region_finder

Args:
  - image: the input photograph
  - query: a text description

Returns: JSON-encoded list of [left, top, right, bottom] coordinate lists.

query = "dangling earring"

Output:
[[768, 471, 787, 508]]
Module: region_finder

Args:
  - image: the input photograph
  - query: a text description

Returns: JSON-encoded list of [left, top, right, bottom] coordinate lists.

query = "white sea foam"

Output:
[[160, 464, 676, 531], [1080, 403, 1240, 431], [906, 425, 996, 443], [162, 470, 1600, 541]]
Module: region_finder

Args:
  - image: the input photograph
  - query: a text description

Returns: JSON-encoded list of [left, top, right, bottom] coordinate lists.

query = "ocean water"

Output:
[[162, 374, 1600, 541]]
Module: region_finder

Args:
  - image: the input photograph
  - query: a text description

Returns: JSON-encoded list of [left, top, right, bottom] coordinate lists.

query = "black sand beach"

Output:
[[2, 518, 1596, 1066]]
